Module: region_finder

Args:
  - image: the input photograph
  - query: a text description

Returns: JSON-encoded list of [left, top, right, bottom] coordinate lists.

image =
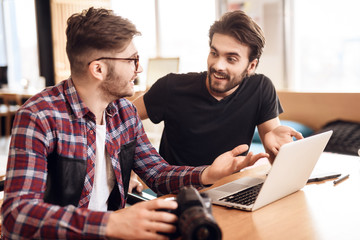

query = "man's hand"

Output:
[[263, 125, 303, 163], [200, 144, 269, 185], [106, 199, 178, 240], [128, 171, 144, 193]]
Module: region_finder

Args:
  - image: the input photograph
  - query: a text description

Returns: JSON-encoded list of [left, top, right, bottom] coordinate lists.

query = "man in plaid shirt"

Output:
[[1, 7, 269, 239]]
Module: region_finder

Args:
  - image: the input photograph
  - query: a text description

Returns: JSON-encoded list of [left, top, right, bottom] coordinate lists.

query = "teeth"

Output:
[[214, 72, 226, 79]]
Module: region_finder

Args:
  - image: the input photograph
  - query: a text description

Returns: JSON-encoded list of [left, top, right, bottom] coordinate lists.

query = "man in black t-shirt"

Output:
[[131, 11, 302, 189], [138, 72, 281, 166]]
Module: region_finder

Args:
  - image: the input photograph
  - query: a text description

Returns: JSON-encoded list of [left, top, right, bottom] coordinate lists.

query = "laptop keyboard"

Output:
[[219, 183, 264, 206]]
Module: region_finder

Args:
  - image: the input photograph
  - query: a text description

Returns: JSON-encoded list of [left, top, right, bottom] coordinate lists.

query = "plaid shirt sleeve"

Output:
[[1, 96, 110, 239]]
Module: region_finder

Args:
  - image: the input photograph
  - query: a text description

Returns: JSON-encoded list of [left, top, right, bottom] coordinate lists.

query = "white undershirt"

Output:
[[88, 114, 115, 211]]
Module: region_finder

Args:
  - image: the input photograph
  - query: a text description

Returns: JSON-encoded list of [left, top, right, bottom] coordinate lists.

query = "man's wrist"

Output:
[[200, 166, 213, 186]]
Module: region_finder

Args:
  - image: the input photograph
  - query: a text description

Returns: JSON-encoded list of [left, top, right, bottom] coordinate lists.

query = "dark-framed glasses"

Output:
[[88, 56, 140, 71]]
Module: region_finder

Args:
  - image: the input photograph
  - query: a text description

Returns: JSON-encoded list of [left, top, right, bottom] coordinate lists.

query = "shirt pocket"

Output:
[[43, 153, 86, 207]]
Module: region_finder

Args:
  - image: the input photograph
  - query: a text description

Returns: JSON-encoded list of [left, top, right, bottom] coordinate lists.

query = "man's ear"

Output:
[[247, 58, 258, 76], [88, 61, 106, 80]]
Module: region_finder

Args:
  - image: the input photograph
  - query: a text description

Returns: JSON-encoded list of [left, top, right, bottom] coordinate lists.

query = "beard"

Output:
[[99, 64, 134, 101], [208, 67, 248, 94]]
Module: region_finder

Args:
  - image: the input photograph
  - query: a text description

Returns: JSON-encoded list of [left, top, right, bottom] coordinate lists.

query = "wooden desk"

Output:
[[208, 153, 360, 240]]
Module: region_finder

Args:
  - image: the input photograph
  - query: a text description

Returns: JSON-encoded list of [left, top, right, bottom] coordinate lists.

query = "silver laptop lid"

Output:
[[204, 130, 333, 211], [252, 130, 333, 210]]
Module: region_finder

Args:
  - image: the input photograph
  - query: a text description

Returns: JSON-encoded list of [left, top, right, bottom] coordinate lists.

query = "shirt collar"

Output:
[[63, 78, 91, 119], [63, 77, 118, 119]]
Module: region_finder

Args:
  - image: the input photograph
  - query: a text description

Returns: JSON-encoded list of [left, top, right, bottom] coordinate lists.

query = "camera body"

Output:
[[167, 186, 222, 240]]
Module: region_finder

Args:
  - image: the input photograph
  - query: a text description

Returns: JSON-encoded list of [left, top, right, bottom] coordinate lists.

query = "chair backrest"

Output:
[[0, 93, 22, 136], [2, 93, 22, 108], [146, 57, 180, 89]]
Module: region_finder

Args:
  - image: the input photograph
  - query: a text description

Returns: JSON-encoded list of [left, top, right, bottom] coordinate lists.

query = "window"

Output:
[[1, 0, 40, 90], [112, 0, 216, 87], [157, 0, 216, 73], [221, 0, 360, 92], [1, 1, 216, 89], [111, 0, 156, 87], [288, 0, 360, 92]]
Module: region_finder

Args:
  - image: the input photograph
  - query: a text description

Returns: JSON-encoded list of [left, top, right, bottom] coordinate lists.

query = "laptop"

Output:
[[203, 130, 333, 211]]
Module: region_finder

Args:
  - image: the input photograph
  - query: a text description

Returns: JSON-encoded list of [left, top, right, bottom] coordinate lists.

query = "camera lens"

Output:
[[179, 207, 221, 240], [196, 227, 210, 239], [194, 224, 221, 240]]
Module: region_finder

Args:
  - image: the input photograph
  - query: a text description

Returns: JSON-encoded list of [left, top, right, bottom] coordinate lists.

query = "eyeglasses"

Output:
[[88, 56, 140, 71]]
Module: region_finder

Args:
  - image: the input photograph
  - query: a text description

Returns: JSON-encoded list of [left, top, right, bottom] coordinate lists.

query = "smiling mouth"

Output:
[[130, 75, 138, 83], [214, 72, 227, 79], [209, 67, 228, 79], [211, 70, 229, 81]]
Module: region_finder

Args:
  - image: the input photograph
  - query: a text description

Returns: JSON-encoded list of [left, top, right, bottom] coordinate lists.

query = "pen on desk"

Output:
[[333, 174, 350, 185]]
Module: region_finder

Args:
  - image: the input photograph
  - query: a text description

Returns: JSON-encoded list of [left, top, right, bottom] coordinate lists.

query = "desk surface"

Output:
[[208, 152, 360, 240]]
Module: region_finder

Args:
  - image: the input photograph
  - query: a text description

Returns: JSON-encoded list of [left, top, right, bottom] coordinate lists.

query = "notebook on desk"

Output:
[[203, 130, 333, 211]]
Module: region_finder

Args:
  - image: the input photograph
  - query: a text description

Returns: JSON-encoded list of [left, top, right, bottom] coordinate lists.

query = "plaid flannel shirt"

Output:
[[1, 78, 206, 239]]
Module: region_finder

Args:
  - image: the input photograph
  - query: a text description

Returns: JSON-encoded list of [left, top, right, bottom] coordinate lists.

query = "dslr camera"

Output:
[[164, 186, 222, 240]]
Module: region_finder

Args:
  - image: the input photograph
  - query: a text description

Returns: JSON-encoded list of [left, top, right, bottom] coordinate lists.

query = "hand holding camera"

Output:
[[106, 186, 221, 240], [159, 186, 222, 240]]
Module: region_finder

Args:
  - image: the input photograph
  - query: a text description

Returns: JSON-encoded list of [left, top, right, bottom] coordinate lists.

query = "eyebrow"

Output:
[[210, 46, 241, 58]]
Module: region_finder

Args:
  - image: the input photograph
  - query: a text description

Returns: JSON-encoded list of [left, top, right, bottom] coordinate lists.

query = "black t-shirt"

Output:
[[143, 72, 283, 166]]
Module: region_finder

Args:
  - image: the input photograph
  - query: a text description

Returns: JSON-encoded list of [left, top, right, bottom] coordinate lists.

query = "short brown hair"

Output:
[[66, 7, 140, 76], [209, 10, 265, 64]]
